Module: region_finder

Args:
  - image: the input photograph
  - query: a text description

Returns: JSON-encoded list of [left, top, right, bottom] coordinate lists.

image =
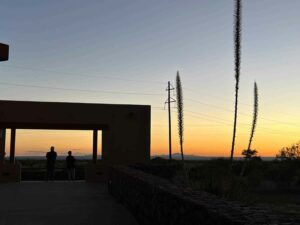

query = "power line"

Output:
[[0, 81, 163, 96], [4, 65, 300, 125], [2, 64, 165, 85], [155, 100, 300, 135], [185, 109, 300, 135], [184, 87, 247, 105], [2, 65, 299, 129], [152, 107, 300, 137], [185, 98, 300, 128], [184, 87, 300, 120]]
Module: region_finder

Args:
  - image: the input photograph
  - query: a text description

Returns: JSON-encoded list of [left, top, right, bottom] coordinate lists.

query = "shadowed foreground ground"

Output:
[[0, 181, 138, 225]]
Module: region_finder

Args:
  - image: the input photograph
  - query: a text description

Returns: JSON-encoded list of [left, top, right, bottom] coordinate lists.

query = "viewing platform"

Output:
[[0, 181, 138, 225]]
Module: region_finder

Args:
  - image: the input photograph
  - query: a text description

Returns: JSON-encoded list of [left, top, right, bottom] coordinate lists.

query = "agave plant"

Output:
[[230, 0, 242, 162]]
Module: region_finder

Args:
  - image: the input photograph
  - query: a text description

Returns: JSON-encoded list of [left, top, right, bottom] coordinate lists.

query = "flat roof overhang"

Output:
[[0, 100, 150, 130], [0, 122, 109, 130]]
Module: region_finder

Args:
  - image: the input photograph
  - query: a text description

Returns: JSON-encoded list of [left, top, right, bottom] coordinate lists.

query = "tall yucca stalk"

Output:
[[248, 82, 258, 151], [176, 71, 184, 162], [230, 0, 242, 162], [240, 82, 258, 176]]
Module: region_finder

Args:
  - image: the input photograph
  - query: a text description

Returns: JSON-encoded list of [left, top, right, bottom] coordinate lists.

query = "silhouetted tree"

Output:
[[230, 0, 242, 163], [242, 149, 258, 159], [276, 142, 300, 160], [176, 71, 184, 162]]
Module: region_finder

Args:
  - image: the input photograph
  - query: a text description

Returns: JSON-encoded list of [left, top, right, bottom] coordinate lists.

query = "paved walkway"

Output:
[[0, 181, 138, 225]]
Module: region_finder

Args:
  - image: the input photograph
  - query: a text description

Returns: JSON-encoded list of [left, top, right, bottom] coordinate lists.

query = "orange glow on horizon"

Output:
[[4, 121, 297, 158], [3, 106, 299, 158], [5, 130, 101, 157]]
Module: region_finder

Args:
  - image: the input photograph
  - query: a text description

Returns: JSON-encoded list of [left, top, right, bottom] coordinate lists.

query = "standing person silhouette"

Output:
[[46, 146, 57, 180], [66, 151, 76, 180]]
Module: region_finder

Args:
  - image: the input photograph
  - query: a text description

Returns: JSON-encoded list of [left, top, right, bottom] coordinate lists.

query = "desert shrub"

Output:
[[265, 160, 300, 188], [132, 159, 183, 180], [276, 142, 300, 161], [188, 159, 252, 201], [189, 159, 228, 181], [242, 157, 264, 184], [270, 141, 300, 187], [293, 169, 300, 186], [246, 170, 263, 187]]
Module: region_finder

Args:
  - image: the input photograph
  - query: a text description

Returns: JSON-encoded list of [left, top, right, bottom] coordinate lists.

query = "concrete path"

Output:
[[0, 181, 138, 225]]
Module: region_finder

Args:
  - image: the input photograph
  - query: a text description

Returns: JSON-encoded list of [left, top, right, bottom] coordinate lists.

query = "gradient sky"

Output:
[[1, 0, 300, 157]]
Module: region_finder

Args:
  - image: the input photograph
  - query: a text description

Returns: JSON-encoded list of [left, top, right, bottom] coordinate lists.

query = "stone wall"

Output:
[[108, 166, 298, 225]]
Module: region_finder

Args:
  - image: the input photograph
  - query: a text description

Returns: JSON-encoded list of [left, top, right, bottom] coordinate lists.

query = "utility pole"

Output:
[[165, 81, 176, 160]]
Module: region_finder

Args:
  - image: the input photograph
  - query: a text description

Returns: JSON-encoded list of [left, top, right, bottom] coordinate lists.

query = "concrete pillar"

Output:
[[10, 129, 16, 164], [101, 129, 111, 162], [93, 130, 98, 163], [0, 128, 6, 164]]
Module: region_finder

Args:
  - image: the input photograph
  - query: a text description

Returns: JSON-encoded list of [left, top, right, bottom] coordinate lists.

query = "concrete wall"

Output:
[[0, 100, 151, 165], [108, 166, 299, 225]]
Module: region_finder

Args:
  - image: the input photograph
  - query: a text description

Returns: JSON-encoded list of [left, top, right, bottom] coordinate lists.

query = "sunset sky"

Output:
[[1, 0, 300, 157]]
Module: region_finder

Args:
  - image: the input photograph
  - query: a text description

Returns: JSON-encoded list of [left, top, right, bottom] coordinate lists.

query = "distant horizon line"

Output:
[[9, 153, 277, 159]]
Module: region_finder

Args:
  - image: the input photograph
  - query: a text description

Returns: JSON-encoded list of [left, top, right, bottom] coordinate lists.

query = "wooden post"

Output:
[[93, 130, 98, 163], [10, 129, 16, 164], [0, 129, 6, 164]]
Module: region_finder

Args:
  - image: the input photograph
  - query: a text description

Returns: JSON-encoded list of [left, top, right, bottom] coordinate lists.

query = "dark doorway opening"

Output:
[[4, 129, 102, 181]]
